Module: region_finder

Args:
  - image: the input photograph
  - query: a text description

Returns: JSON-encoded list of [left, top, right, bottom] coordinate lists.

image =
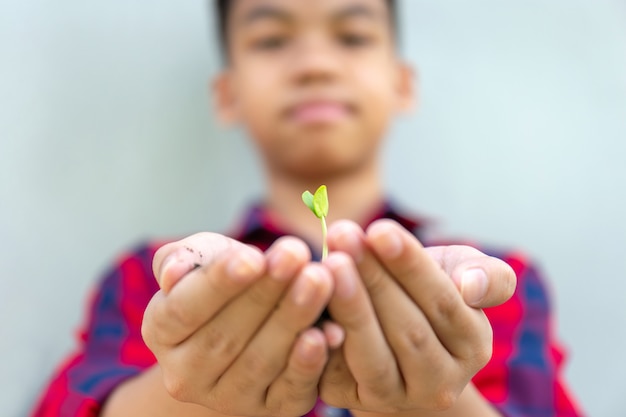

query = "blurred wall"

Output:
[[1, 1, 624, 416]]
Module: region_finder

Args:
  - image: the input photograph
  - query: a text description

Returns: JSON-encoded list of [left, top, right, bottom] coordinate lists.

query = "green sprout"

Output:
[[301, 185, 329, 260]]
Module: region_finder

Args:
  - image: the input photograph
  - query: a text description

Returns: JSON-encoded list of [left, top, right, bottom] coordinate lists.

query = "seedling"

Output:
[[301, 185, 329, 260]]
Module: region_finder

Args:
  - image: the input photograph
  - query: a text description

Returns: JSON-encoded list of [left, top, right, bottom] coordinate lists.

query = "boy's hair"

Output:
[[214, 0, 398, 59]]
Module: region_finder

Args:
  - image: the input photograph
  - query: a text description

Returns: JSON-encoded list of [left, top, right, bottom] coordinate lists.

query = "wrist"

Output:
[[348, 383, 502, 417], [101, 365, 218, 417]]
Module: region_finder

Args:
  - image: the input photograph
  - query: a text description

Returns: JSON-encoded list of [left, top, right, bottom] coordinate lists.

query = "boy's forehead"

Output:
[[230, 0, 390, 26]]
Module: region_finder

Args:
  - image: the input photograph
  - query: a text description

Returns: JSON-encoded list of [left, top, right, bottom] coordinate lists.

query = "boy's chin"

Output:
[[279, 158, 371, 182], [279, 148, 361, 172], [259, 126, 380, 177]]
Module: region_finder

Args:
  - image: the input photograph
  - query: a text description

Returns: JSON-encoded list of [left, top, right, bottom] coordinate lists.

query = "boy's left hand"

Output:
[[319, 219, 516, 413]]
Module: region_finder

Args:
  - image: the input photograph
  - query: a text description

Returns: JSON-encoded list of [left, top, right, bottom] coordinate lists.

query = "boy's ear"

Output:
[[395, 61, 418, 114], [212, 71, 240, 125]]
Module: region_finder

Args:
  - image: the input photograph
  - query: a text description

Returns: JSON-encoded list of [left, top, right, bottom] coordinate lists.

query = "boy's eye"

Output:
[[252, 36, 288, 50], [338, 32, 373, 48]]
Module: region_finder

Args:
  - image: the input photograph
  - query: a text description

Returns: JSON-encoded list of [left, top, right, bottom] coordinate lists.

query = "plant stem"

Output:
[[321, 216, 328, 260]]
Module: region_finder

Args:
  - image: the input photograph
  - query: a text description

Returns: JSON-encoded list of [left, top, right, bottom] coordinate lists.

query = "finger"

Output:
[[145, 244, 266, 346], [266, 328, 328, 416], [364, 219, 490, 360], [320, 347, 353, 405], [215, 264, 333, 406], [322, 250, 404, 405], [178, 236, 311, 381], [153, 232, 241, 292], [321, 321, 345, 349], [425, 246, 517, 308]]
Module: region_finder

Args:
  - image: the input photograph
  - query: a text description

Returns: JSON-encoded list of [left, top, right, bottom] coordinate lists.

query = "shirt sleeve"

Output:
[[472, 251, 585, 417], [30, 243, 161, 417]]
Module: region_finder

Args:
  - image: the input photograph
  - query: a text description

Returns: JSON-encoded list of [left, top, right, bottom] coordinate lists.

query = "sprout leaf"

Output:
[[302, 190, 315, 213], [313, 185, 329, 218], [302, 185, 330, 260]]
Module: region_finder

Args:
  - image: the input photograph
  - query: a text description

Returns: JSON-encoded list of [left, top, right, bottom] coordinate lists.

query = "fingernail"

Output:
[[330, 257, 356, 299], [461, 268, 488, 306], [158, 253, 193, 290], [297, 331, 323, 362], [159, 255, 178, 281], [334, 224, 364, 263], [227, 250, 264, 282], [267, 246, 298, 282], [323, 322, 346, 349], [375, 229, 403, 259], [292, 267, 322, 306]]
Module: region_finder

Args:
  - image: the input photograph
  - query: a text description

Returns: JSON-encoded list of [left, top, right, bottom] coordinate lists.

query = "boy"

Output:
[[32, 0, 583, 416]]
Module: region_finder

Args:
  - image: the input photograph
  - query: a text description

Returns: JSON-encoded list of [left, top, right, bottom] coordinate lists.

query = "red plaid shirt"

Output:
[[31, 202, 584, 417]]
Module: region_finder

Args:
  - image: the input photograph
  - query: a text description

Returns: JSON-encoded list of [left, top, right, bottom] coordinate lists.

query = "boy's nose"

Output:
[[289, 34, 342, 84]]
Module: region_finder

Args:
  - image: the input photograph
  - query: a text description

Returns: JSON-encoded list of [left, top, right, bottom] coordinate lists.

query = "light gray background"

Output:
[[1, 1, 624, 416]]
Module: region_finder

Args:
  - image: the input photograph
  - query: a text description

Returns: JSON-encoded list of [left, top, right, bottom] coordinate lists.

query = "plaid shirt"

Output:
[[31, 202, 583, 417]]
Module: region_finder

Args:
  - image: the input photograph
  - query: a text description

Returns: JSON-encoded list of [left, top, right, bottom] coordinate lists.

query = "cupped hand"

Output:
[[142, 233, 336, 417], [319, 219, 516, 413]]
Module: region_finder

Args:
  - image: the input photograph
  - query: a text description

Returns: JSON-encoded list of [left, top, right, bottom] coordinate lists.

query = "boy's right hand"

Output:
[[142, 233, 335, 417]]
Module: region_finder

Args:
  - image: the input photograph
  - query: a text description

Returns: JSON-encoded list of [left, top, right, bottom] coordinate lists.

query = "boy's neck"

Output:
[[264, 162, 385, 250]]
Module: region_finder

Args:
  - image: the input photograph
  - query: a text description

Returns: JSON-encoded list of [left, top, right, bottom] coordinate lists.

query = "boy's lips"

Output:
[[287, 100, 353, 124]]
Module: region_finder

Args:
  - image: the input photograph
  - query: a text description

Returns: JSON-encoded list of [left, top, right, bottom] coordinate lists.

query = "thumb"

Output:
[[425, 245, 517, 308], [152, 232, 240, 293]]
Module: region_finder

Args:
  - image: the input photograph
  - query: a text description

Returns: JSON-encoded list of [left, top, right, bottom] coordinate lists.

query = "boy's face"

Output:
[[215, 0, 414, 180]]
